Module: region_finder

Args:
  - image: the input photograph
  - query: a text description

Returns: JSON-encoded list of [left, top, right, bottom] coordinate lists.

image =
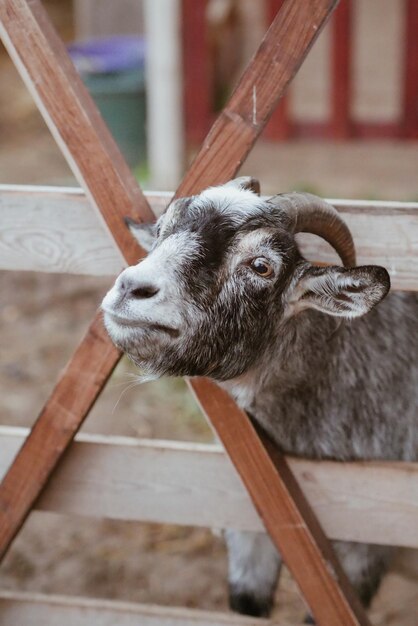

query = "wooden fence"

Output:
[[183, 0, 418, 143], [1, 1, 417, 624]]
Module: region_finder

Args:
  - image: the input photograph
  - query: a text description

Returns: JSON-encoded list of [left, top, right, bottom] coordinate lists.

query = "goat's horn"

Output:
[[270, 192, 356, 267]]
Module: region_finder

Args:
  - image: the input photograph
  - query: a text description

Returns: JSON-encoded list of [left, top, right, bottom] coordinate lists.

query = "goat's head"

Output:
[[102, 177, 390, 380]]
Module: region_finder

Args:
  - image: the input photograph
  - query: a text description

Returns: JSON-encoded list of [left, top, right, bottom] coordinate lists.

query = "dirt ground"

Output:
[[0, 1, 417, 624]]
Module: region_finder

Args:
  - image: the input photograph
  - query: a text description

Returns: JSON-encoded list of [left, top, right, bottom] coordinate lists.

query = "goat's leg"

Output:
[[333, 541, 394, 608], [303, 541, 394, 624], [303, 542, 394, 624], [225, 529, 282, 617]]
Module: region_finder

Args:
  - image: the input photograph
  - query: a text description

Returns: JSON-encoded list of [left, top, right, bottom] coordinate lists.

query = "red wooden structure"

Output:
[[182, 0, 418, 143]]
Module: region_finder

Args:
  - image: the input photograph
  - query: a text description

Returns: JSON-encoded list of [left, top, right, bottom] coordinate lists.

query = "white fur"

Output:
[[225, 529, 281, 597], [102, 231, 201, 335], [197, 186, 263, 223]]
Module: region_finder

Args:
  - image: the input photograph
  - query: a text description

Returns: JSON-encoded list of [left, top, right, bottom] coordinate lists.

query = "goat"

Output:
[[101, 177, 418, 619]]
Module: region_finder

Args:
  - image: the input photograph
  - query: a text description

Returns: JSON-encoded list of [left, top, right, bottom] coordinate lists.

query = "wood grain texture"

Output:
[[1, 428, 417, 548], [0, 186, 168, 276], [0, 2, 373, 624], [1, 185, 417, 291], [0, 591, 275, 626], [188, 378, 370, 626]]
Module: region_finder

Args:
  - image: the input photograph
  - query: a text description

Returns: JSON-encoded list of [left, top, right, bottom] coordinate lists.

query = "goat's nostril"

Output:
[[130, 284, 159, 299]]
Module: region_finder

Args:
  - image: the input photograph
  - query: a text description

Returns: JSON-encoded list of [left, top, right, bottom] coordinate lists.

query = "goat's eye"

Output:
[[250, 257, 273, 278]]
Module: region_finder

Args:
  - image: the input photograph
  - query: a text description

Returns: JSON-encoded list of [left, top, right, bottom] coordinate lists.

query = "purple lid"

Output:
[[68, 36, 146, 74]]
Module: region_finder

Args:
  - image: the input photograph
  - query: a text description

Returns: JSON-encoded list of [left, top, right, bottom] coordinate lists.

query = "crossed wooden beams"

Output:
[[0, 1, 371, 624]]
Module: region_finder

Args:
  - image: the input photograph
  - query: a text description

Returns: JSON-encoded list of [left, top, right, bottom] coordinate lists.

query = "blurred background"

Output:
[[0, 1, 417, 624]]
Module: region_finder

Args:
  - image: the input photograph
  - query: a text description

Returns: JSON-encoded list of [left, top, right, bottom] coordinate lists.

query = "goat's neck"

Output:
[[221, 310, 340, 409]]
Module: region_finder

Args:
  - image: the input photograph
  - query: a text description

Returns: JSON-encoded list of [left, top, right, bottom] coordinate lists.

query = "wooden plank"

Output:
[[187, 379, 370, 626], [402, 0, 418, 138], [264, 98, 292, 141], [1, 428, 417, 548], [0, 591, 276, 626], [0, 185, 166, 275], [1, 185, 417, 291], [182, 0, 212, 145], [331, 0, 352, 138], [0, 3, 372, 624]]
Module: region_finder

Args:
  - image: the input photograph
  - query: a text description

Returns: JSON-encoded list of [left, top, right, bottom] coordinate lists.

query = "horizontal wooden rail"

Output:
[[1, 184, 417, 291], [0, 591, 278, 626], [1, 427, 417, 548]]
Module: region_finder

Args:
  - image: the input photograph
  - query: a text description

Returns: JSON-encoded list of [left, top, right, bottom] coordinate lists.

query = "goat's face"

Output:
[[102, 179, 390, 380]]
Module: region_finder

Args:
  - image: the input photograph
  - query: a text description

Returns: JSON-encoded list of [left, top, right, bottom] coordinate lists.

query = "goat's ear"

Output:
[[225, 176, 260, 195], [287, 265, 390, 319], [124, 217, 156, 253]]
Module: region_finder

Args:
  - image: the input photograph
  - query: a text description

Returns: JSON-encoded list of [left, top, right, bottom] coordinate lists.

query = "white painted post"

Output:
[[144, 0, 184, 190]]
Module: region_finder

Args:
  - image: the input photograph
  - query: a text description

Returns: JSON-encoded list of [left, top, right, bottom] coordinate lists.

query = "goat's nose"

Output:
[[119, 276, 159, 299], [130, 283, 159, 299]]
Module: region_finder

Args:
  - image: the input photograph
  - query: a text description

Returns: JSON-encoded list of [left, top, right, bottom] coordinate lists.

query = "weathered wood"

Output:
[[0, 184, 160, 274], [1, 185, 417, 291], [1, 427, 417, 548], [188, 379, 370, 626], [0, 591, 275, 626], [0, 2, 373, 623]]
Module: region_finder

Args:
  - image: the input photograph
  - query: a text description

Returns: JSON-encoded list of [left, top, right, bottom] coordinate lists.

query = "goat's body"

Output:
[[103, 180, 417, 619], [225, 291, 418, 462], [223, 291, 418, 616]]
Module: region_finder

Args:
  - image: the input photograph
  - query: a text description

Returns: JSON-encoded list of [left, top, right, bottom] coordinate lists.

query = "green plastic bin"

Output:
[[69, 37, 147, 167], [83, 69, 146, 167]]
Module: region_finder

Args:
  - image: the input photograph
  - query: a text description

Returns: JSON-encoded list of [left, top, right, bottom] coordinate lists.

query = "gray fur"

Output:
[[102, 179, 417, 617]]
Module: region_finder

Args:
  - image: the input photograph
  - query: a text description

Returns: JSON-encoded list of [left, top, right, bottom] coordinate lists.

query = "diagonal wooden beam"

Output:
[[189, 380, 371, 625], [0, 1, 371, 624]]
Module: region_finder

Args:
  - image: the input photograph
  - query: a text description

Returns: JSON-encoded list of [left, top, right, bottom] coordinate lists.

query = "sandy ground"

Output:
[[0, 1, 417, 624]]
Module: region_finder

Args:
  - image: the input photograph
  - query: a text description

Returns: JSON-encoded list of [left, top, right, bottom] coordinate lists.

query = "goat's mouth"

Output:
[[102, 310, 181, 339]]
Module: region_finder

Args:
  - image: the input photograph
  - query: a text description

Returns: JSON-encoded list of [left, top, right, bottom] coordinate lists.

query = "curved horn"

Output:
[[270, 192, 356, 267]]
